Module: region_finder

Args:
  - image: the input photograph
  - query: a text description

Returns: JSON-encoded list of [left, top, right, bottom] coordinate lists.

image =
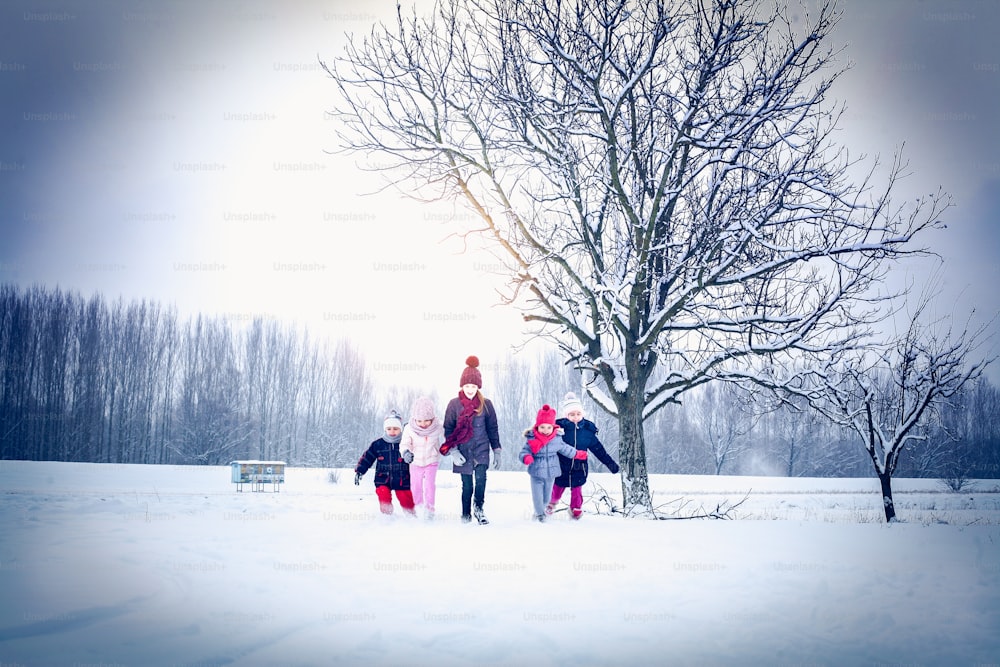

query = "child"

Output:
[[441, 356, 502, 524], [399, 396, 444, 519], [548, 392, 620, 520], [354, 410, 416, 516], [519, 404, 588, 522]]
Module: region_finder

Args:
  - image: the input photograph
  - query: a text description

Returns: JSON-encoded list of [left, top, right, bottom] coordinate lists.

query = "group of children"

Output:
[[354, 355, 619, 523]]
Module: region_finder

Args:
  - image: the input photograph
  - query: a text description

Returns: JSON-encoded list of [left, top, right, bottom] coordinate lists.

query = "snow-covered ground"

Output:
[[1, 461, 998, 667]]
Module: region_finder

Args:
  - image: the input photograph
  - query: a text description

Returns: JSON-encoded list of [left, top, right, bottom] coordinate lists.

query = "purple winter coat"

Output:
[[443, 396, 501, 474]]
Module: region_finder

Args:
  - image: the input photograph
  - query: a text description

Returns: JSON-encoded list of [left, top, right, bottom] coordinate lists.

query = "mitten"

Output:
[[523, 454, 534, 466], [401, 450, 414, 464], [451, 449, 467, 466], [492, 449, 501, 469], [574, 450, 588, 460], [354, 472, 362, 486], [609, 461, 620, 474]]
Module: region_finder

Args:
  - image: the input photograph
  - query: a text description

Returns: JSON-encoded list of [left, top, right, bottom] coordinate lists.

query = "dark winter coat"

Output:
[[554, 417, 619, 488], [355, 437, 411, 490], [443, 396, 501, 474]]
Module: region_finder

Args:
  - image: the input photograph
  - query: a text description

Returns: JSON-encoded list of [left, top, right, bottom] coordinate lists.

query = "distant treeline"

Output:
[[2, 284, 999, 478], [0, 284, 378, 466]]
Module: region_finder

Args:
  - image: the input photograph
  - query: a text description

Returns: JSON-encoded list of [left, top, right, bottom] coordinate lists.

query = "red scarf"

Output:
[[441, 391, 478, 454], [527, 427, 557, 455]]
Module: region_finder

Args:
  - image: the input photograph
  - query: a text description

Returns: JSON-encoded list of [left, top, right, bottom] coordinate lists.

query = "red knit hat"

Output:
[[534, 404, 557, 429], [459, 355, 482, 388]]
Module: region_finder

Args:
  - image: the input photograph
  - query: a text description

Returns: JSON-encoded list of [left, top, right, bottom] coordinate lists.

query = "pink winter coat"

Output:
[[400, 422, 444, 467]]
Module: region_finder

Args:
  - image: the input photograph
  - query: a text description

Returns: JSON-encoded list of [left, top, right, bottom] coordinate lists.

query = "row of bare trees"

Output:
[[0, 285, 377, 466], [3, 284, 997, 505], [640, 378, 1000, 482]]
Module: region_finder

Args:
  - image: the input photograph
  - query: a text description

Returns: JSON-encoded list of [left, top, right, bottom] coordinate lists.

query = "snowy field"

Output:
[[1, 461, 998, 667]]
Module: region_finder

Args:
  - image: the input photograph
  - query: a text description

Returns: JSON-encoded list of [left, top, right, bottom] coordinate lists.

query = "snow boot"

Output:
[[474, 505, 489, 525]]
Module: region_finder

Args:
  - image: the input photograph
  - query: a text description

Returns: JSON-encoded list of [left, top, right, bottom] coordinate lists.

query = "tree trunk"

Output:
[[618, 387, 653, 516], [878, 471, 897, 522]]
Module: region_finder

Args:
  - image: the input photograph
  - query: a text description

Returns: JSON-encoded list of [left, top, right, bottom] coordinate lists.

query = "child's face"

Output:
[[385, 426, 401, 438], [461, 384, 479, 399], [537, 423, 554, 435], [415, 418, 433, 428], [565, 409, 584, 424]]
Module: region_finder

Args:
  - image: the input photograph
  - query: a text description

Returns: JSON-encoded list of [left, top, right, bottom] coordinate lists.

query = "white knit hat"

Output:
[[383, 410, 403, 430], [559, 392, 584, 417]]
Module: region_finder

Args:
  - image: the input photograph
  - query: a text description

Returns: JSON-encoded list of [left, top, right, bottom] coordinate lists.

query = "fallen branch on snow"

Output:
[[574, 481, 751, 520]]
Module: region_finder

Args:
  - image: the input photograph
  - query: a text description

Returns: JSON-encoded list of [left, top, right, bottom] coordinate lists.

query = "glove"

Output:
[[492, 449, 501, 470], [523, 454, 534, 466], [354, 472, 362, 486], [574, 450, 588, 460], [401, 450, 414, 464], [451, 449, 467, 466], [609, 461, 620, 474]]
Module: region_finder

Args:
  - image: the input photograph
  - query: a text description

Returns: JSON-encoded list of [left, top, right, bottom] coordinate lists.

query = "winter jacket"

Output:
[[443, 397, 501, 474], [399, 424, 443, 467], [554, 417, 620, 488], [355, 437, 411, 490], [519, 428, 578, 480]]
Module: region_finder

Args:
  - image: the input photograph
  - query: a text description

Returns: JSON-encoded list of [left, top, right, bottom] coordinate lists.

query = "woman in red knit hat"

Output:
[[440, 356, 502, 524]]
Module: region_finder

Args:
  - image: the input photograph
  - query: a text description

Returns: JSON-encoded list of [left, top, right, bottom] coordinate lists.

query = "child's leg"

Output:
[[543, 477, 557, 515], [461, 473, 473, 518], [550, 483, 566, 503], [396, 489, 416, 514], [424, 463, 439, 513], [549, 483, 566, 510], [410, 465, 426, 507], [529, 476, 547, 518], [472, 464, 487, 511], [570, 485, 585, 519], [375, 485, 393, 515]]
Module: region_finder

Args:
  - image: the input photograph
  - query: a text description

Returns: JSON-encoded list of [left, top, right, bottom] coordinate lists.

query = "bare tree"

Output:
[[688, 382, 757, 474], [327, 0, 946, 514], [795, 301, 993, 521]]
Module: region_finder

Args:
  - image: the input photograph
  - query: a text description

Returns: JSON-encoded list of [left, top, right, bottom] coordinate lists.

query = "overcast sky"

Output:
[[1, 0, 998, 394]]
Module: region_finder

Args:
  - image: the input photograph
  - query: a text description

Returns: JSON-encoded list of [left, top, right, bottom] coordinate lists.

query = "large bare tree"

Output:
[[325, 0, 947, 514]]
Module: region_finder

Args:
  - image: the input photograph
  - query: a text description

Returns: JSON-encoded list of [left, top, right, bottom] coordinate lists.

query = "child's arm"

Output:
[[355, 442, 377, 477], [442, 400, 457, 439], [518, 438, 533, 464], [556, 441, 587, 460], [399, 427, 414, 454], [590, 437, 620, 473]]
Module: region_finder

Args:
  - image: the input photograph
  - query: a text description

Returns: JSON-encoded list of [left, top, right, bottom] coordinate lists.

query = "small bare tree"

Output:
[[688, 382, 757, 475], [794, 299, 992, 522]]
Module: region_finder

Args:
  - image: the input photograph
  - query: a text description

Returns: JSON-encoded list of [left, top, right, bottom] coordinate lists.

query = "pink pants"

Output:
[[409, 463, 439, 513], [550, 484, 584, 518]]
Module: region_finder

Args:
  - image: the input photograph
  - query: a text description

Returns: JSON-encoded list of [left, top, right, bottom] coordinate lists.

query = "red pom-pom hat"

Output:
[[460, 355, 482, 388]]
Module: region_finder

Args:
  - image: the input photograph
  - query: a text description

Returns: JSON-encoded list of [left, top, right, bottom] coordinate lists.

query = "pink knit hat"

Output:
[[410, 396, 436, 421], [459, 355, 482, 388], [534, 404, 557, 429]]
